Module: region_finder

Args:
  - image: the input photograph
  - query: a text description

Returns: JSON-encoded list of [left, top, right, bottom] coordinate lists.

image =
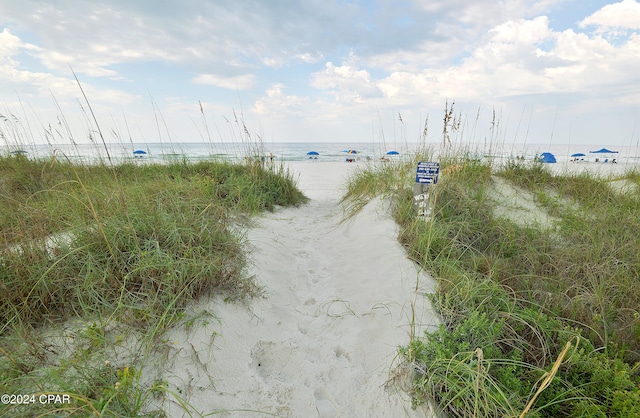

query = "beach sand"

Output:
[[546, 160, 636, 177], [159, 161, 441, 417], [156, 158, 636, 417]]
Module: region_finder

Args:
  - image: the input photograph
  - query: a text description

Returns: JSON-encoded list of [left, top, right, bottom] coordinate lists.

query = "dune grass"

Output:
[[346, 155, 640, 417], [0, 153, 307, 416]]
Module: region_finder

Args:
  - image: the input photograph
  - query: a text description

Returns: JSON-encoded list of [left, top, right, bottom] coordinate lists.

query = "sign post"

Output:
[[414, 162, 440, 220]]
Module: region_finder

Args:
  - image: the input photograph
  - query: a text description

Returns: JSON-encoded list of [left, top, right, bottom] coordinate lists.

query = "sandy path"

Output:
[[161, 162, 440, 417]]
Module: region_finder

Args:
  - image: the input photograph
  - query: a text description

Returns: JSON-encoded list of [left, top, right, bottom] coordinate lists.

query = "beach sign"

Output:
[[414, 161, 440, 220], [415, 161, 440, 184]]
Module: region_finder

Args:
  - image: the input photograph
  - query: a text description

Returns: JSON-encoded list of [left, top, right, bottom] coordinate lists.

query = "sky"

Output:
[[1, 0, 640, 147]]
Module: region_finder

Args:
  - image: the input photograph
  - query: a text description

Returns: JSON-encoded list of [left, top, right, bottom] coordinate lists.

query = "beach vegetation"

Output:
[[346, 153, 640, 417], [0, 153, 307, 416]]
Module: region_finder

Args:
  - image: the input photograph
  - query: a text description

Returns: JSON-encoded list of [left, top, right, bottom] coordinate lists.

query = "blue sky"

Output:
[[1, 0, 639, 146]]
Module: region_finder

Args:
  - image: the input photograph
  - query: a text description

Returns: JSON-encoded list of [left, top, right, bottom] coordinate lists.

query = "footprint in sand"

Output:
[[295, 250, 310, 258], [297, 322, 309, 334], [334, 346, 351, 364], [314, 389, 337, 416], [307, 267, 330, 285], [251, 340, 296, 382]]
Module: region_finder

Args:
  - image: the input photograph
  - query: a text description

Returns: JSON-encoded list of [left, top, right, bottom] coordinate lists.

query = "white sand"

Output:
[[547, 160, 636, 177], [159, 161, 441, 417]]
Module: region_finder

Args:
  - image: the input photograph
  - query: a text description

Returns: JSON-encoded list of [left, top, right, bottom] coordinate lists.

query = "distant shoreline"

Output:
[[3, 141, 640, 165]]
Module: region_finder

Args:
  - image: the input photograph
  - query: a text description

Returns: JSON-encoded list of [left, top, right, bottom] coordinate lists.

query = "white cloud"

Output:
[[489, 16, 553, 44], [311, 62, 371, 89], [192, 73, 256, 90], [369, 17, 556, 105], [579, 0, 640, 32], [0, 27, 31, 56], [37, 50, 120, 78], [254, 84, 310, 118], [376, 72, 431, 100], [0, 26, 136, 105], [310, 62, 380, 102], [295, 51, 324, 64], [361, 9, 640, 110], [261, 51, 324, 68], [7, 65, 135, 104]]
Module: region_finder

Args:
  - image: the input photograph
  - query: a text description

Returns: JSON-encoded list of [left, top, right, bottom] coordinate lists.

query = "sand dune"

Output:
[[160, 161, 441, 417]]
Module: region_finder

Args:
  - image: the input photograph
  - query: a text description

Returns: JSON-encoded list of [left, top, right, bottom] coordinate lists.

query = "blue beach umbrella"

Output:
[[538, 152, 556, 163], [133, 149, 147, 156], [386, 150, 400, 155], [307, 151, 319, 155], [589, 148, 618, 162], [571, 153, 586, 157], [589, 148, 618, 163], [589, 148, 618, 154]]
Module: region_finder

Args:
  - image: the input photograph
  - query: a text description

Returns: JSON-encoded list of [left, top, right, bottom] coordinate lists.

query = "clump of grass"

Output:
[[342, 157, 420, 217], [346, 155, 640, 417], [0, 155, 306, 415], [496, 164, 640, 359]]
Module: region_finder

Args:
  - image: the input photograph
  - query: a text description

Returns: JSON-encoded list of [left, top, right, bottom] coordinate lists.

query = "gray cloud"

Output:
[[1, 1, 358, 75], [1, 0, 562, 78]]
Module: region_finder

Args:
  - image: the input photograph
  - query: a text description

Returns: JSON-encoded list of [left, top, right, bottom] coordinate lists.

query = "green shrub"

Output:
[[0, 156, 306, 416], [346, 159, 640, 417]]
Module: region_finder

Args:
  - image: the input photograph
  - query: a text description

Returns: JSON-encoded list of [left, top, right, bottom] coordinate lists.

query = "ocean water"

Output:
[[3, 141, 640, 165], [1, 141, 423, 164]]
